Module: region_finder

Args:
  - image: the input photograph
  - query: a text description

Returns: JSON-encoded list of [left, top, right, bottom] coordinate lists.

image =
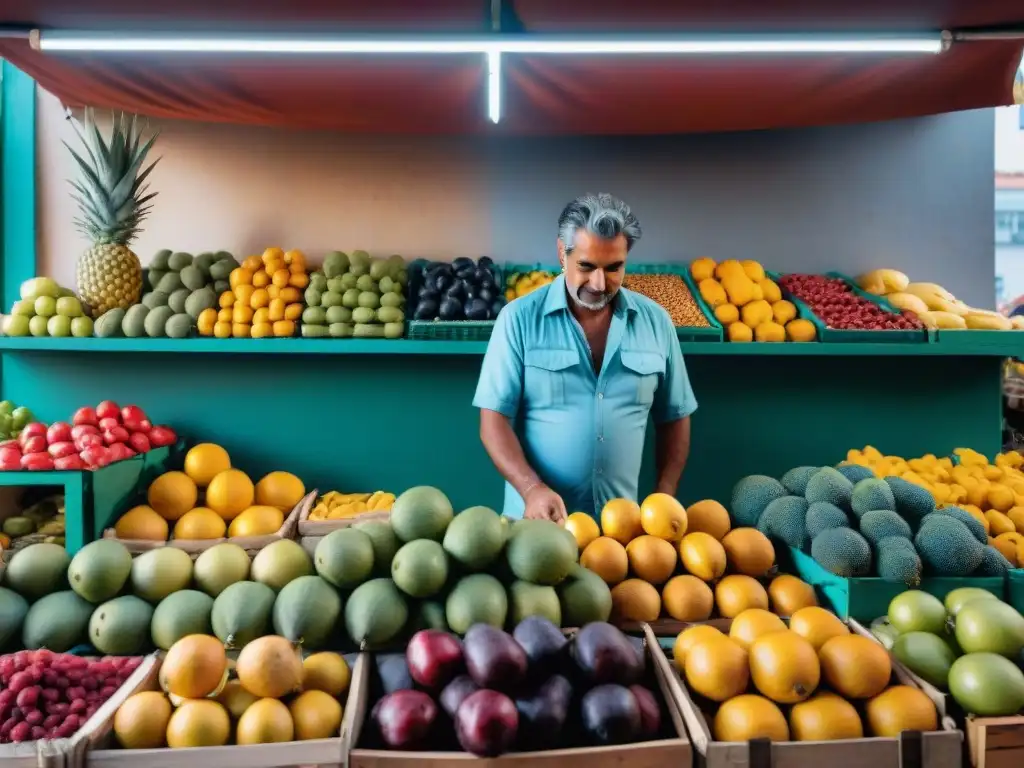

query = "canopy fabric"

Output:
[[0, 0, 1021, 135]]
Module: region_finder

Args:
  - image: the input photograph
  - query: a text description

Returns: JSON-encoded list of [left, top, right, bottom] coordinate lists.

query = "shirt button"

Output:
[[598, 436, 604, 442], [597, 392, 604, 400], [596, 468, 603, 475]]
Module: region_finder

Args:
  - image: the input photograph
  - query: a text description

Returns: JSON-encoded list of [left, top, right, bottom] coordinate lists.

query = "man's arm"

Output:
[[655, 416, 691, 496], [479, 410, 544, 498]]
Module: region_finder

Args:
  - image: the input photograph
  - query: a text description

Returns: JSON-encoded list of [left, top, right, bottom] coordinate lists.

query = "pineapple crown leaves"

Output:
[[64, 108, 160, 246]]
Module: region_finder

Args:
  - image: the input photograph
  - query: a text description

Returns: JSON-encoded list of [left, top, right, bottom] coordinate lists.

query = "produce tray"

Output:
[[770, 271, 927, 344], [933, 328, 1024, 352], [405, 259, 505, 342], [0, 473, 86, 558], [629, 263, 724, 343], [787, 546, 1004, 623], [1007, 568, 1024, 612], [298, 502, 389, 555], [655, 622, 963, 768], [340, 627, 693, 768]]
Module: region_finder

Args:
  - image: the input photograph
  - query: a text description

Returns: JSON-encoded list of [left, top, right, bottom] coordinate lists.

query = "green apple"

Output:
[[28, 315, 49, 336], [2, 314, 30, 337], [47, 315, 72, 338], [56, 296, 84, 318], [34, 296, 57, 318], [11, 406, 33, 430], [0, 401, 13, 416], [19, 276, 59, 301], [71, 316, 94, 338], [10, 300, 34, 317], [0, 413, 12, 436]]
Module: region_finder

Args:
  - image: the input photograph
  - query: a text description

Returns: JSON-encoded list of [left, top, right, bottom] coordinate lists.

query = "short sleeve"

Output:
[[473, 308, 524, 418], [653, 314, 697, 424]]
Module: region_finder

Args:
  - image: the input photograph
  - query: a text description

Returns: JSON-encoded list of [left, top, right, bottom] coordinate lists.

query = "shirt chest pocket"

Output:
[[619, 350, 665, 407], [524, 348, 580, 408]]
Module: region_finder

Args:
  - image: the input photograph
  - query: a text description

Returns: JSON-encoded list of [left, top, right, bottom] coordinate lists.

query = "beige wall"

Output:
[[36, 90, 491, 287]]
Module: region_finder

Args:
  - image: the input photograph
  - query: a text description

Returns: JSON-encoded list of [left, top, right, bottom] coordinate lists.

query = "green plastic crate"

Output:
[[786, 547, 1005, 623], [1008, 568, 1024, 612], [934, 328, 1024, 353], [0, 470, 87, 555], [405, 259, 504, 341]]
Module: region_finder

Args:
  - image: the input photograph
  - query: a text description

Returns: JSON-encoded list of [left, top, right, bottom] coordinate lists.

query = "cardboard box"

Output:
[[657, 621, 963, 768], [339, 626, 692, 768]]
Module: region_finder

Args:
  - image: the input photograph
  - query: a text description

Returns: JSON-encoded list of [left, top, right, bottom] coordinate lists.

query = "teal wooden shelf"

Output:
[[0, 336, 1022, 357]]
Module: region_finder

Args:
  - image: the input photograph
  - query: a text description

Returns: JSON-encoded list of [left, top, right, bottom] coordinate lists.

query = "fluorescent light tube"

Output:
[[34, 31, 946, 55], [487, 51, 502, 124]]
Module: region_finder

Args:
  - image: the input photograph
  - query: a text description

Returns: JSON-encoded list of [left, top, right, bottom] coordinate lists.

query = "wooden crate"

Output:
[[298, 500, 388, 556]]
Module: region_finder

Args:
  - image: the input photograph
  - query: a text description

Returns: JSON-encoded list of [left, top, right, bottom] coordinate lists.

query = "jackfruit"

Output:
[[756, 496, 808, 548], [811, 528, 872, 577], [781, 466, 819, 496], [913, 516, 984, 576], [835, 464, 875, 484], [805, 467, 854, 510], [850, 478, 897, 519], [876, 536, 923, 586], [859, 510, 912, 546], [932, 507, 987, 544], [885, 476, 936, 520], [975, 545, 1012, 577], [805, 502, 850, 540], [731, 475, 787, 527]]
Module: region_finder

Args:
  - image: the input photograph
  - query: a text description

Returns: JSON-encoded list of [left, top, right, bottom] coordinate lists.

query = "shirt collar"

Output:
[[542, 273, 637, 318]]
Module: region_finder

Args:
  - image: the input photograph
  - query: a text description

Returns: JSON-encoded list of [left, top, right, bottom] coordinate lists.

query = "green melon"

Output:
[[89, 595, 154, 655], [272, 575, 341, 650], [212, 580, 276, 649], [68, 540, 132, 604], [390, 486, 454, 542], [3, 542, 70, 600], [151, 590, 215, 650]]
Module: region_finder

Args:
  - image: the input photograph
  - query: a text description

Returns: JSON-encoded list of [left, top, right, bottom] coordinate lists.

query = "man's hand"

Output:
[[524, 484, 567, 524]]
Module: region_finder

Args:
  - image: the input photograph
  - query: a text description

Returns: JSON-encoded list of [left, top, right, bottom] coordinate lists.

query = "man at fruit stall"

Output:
[[474, 193, 696, 523]]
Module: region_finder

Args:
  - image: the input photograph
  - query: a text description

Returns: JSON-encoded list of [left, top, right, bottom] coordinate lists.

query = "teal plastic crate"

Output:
[[934, 328, 1024, 353], [1008, 568, 1024, 612], [786, 547, 1005, 623], [405, 259, 504, 341], [0, 470, 87, 554]]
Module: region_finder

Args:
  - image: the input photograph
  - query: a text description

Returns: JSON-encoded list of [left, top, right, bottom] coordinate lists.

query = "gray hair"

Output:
[[557, 193, 642, 255]]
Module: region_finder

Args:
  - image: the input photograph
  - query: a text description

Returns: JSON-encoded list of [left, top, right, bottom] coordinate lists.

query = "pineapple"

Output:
[[65, 109, 159, 317]]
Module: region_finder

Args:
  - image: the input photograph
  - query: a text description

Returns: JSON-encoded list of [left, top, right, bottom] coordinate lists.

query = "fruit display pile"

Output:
[[689, 258, 815, 342], [621, 273, 710, 328], [672, 611, 939, 741], [113, 634, 349, 748], [206, 248, 309, 339], [307, 490, 395, 521], [858, 268, 1024, 331], [1, 493, 66, 555], [572, 495, 817, 622], [300, 251, 407, 339], [2, 278, 94, 339], [873, 588, 1024, 717], [365, 620, 667, 755], [0, 649, 143, 744], [408, 257, 505, 322], [112, 443, 306, 542], [0, 400, 36, 442], [777, 274, 924, 332], [0, 400, 176, 472], [504, 268, 556, 300]]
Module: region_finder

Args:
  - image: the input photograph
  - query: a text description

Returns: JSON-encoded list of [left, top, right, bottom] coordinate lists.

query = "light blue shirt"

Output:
[[473, 274, 697, 519]]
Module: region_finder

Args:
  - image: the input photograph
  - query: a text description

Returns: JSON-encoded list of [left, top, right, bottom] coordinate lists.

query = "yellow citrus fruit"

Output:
[[673, 624, 723, 670], [254, 471, 306, 510], [114, 691, 172, 749], [865, 686, 938, 737], [721, 527, 775, 577], [205, 469, 255, 521], [684, 499, 731, 540], [684, 634, 749, 702], [601, 498, 643, 545], [147, 472, 198, 522], [715, 574, 769, 618], [236, 698, 294, 745], [729, 608, 786, 651], [237, 635, 304, 699], [302, 652, 351, 697], [768, 574, 818, 615], [639, 493, 688, 541], [290, 690, 343, 740], [748, 630, 820, 704], [662, 575, 714, 622], [790, 692, 864, 741], [162, 635, 228, 699], [166, 699, 230, 748], [819, 635, 891, 700], [788, 606, 850, 651], [566, 512, 601, 551], [114, 505, 169, 541], [228, 505, 285, 538], [679, 531, 727, 581], [625, 535, 678, 584], [183, 443, 232, 487], [173, 507, 227, 540], [580, 536, 629, 585], [610, 578, 661, 622], [215, 681, 259, 720], [714, 695, 789, 742]]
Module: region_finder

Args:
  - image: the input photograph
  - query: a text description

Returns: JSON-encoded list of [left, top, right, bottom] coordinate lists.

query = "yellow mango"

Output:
[[965, 312, 1013, 331], [715, 260, 746, 280], [699, 279, 728, 308], [986, 510, 1016, 536], [714, 304, 740, 325], [988, 484, 1015, 512], [741, 300, 773, 327], [690, 257, 716, 282], [785, 319, 816, 342], [723, 274, 756, 306], [772, 300, 797, 325], [1006, 506, 1024, 533], [727, 322, 753, 342], [884, 292, 929, 314], [741, 260, 765, 282], [758, 279, 782, 303], [984, 465, 1006, 481], [856, 269, 910, 295], [754, 321, 786, 342], [947, 484, 968, 504]]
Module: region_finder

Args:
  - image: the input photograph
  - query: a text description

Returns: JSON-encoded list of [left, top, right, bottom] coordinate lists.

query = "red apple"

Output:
[[148, 426, 177, 447], [120, 405, 148, 430], [46, 422, 72, 444], [98, 417, 120, 431], [102, 426, 130, 445], [0, 440, 20, 452], [0, 444, 22, 464], [0, 452, 22, 470], [55, 455, 86, 470], [47, 442, 77, 459], [107, 443, 136, 461], [95, 400, 120, 421], [22, 436, 47, 455], [80, 445, 111, 468], [135, 419, 152, 434], [21, 452, 54, 471], [71, 424, 99, 440], [75, 433, 104, 451], [128, 432, 151, 453], [72, 407, 98, 427], [20, 423, 48, 444]]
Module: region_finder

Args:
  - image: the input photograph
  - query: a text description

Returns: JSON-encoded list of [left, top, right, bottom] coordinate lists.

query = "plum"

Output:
[[455, 689, 518, 757]]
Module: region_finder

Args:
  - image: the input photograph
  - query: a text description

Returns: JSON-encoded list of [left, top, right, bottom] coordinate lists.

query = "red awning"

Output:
[[0, 0, 1021, 135]]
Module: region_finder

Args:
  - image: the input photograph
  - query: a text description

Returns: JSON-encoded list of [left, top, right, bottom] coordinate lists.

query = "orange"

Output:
[[728, 608, 786, 651], [721, 527, 775, 577], [236, 698, 294, 745], [684, 499, 731, 540], [173, 507, 227, 540], [625, 535, 677, 584], [237, 636, 304, 699], [290, 690, 342, 740], [249, 288, 270, 310], [254, 471, 306, 510], [715, 574, 769, 618], [601, 498, 643, 544], [684, 635, 749, 702], [790, 692, 864, 741], [228, 505, 285, 538], [183, 443, 232, 487], [713, 695, 789, 742], [748, 630, 820, 704], [865, 686, 938, 737], [991, 536, 1019, 566], [566, 512, 601, 551], [580, 536, 629, 585], [289, 272, 310, 289], [768, 574, 817, 616], [672, 624, 723, 671], [302, 652, 350, 697], [147, 471, 198, 522], [788, 606, 849, 651], [252, 270, 271, 288], [679, 532, 727, 581], [610, 579, 661, 622], [271, 269, 291, 288], [662, 575, 714, 622], [162, 635, 228, 699], [205, 469, 255, 521], [819, 635, 891, 699], [114, 505, 169, 541], [229, 267, 253, 289], [113, 691, 172, 749], [639, 493, 688, 541], [165, 700, 230, 748]]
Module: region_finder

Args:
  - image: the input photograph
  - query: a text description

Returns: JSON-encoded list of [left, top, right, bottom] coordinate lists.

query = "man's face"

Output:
[[559, 230, 628, 312]]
